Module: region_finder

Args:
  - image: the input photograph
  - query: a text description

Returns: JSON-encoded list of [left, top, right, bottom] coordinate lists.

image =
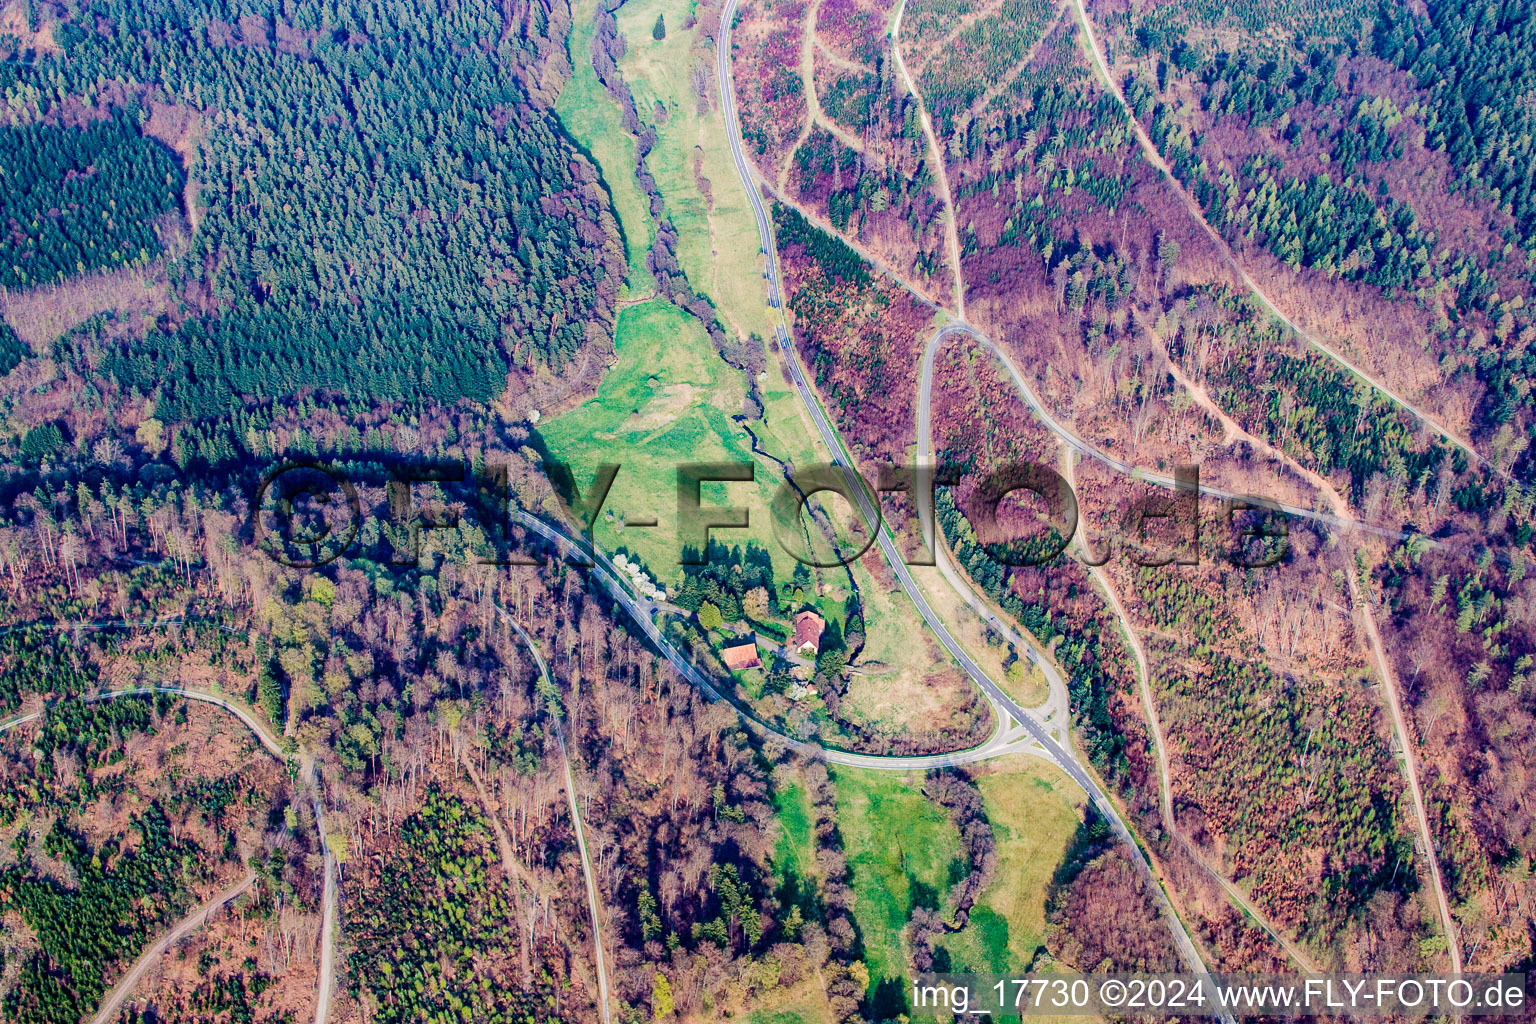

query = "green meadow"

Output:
[[536, 298, 817, 580], [557, 0, 655, 291], [828, 762, 1083, 1021], [772, 780, 818, 884], [610, 0, 774, 340], [936, 762, 1084, 972], [831, 768, 963, 1012]]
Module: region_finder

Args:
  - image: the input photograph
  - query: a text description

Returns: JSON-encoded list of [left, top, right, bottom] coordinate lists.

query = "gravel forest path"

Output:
[[88, 871, 258, 1024], [1066, 0, 1481, 468], [0, 673, 338, 1022]]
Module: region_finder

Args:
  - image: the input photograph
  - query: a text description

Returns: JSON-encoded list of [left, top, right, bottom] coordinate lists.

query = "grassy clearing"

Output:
[[549, 0, 837, 584], [842, 664, 970, 735], [553, 0, 951, 638], [832, 768, 962, 1006], [611, 0, 774, 340], [772, 780, 818, 883], [536, 298, 823, 582], [936, 760, 1084, 972], [770, 776, 824, 931], [535, 298, 757, 574], [739, 983, 837, 1024], [556, 0, 655, 291], [841, 561, 982, 732], [602, 0, 824, 486]]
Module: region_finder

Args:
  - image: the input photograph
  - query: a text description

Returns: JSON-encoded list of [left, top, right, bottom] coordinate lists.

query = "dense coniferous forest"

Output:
[[0, 318, 24, 375], [1119, 0, 1536, 473], [0, 808, 195, 1024], [3, 0, 621, 420], [1372, 0, 1536, 249], [0, 111, 183, 289], [347, 785, 566, 1024]]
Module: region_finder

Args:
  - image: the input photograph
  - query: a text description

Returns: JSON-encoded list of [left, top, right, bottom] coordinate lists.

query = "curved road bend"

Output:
[[0, 681, 337, 1023], [715, 0, 1228, 997], [513, 510, 1044, 768]]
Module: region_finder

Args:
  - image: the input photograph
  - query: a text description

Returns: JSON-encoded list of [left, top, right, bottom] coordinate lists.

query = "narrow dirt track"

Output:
[[493, 608, 614, 1024], [0, 669, 340, 1024], [89, 871, 257, 1024], [1066, 0, 1481, 466], [890, 0, 966, 318]]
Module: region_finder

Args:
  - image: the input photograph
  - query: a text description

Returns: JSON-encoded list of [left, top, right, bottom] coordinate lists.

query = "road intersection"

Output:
[[713, 0, 1227, 992]]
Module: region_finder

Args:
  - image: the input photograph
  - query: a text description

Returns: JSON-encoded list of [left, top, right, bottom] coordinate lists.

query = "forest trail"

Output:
[[1136, 314, 1463, 974], [0, 664, 340, 1024], [797, 0, 882, 161], [814, 38, 875, 76], [492, 608, 614, 1024], [304, 758, 336, 1024], [1347, 574, 1464, 973], [88, 870, 258, 1024], [558, 736, 613, 1024], [908, 0, 1007, 77], [759, 176, 948, 309], [959, 2, 1068, 124], [458, 745, 554, 903], [1059, 448, 1323, 974], [927, 304, 1459, 973], [890, 0, 965, 319], [722, 0, 1466, 949], [1066, 0, 1482, 467], [779, 0, 820, 193], [455, 739, 612, 1014]]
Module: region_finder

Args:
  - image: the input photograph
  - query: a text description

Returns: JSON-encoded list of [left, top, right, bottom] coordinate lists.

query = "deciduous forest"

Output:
[[1, 0, 1534, 1015]]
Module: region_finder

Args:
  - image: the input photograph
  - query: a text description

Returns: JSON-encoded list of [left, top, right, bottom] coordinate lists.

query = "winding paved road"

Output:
[[513, 509, 1044, 768], [715, 0, 1225, 993]]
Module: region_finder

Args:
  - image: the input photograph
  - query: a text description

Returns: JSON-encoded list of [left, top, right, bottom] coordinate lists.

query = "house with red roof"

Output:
[[793, 610, 825, 657], [720, 638, 761, 671]]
